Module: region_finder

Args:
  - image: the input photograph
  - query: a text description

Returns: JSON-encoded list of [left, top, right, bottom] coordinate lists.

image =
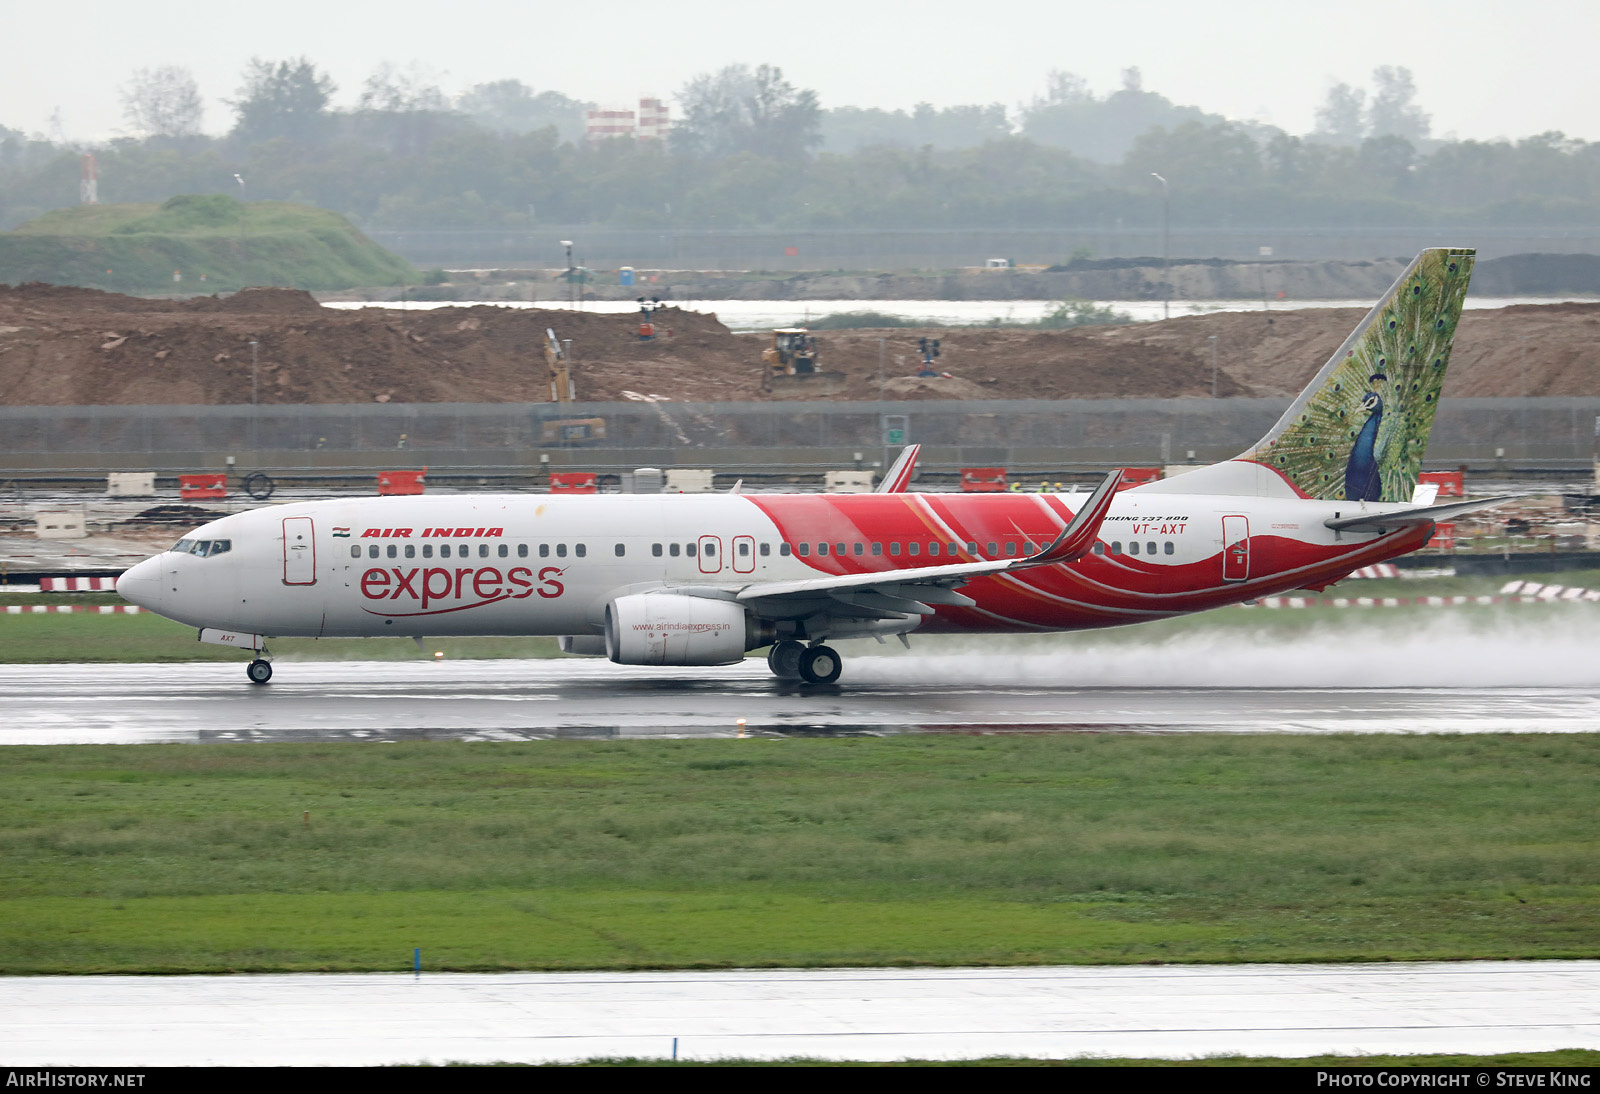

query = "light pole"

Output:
[[1150, 172, 1169, 321], [569, 236, 582, 310], [1517, 334, 1529, 457], [233, 174, 247, 274], [249, 339, 260, 452]]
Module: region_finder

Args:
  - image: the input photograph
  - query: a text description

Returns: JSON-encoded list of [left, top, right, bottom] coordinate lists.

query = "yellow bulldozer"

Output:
[[761, 328, 846, 397]]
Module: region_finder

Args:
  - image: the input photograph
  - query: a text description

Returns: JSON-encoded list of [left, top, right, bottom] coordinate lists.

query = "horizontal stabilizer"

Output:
[[1324, 495, 1518, 532]]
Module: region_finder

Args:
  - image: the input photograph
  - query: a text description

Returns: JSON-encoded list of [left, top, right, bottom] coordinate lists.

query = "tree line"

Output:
[[2, 59, 1598, 235]]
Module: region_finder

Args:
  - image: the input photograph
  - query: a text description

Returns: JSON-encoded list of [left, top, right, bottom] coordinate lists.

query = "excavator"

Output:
[[539, 326, 606, 444]]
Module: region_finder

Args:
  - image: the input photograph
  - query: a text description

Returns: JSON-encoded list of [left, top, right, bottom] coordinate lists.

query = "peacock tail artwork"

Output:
[[1243, 247, 1476, 504]]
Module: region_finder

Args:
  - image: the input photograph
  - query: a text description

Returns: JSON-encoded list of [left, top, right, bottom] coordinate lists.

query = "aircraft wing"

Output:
[[876, 444, 921, 493], [731, 470, 1122, 614], [1324, 494, 1519, 532]]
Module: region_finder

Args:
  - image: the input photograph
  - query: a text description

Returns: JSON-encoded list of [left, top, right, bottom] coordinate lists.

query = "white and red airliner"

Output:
[[116, 248, 1509, 685]]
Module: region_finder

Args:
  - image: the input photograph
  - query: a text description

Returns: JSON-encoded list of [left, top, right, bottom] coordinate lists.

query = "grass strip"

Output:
[[0, 735, 1594, 973]]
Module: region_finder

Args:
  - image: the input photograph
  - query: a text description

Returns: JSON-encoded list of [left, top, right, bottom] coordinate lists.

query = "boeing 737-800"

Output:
[[116, 248, 1511, 685]]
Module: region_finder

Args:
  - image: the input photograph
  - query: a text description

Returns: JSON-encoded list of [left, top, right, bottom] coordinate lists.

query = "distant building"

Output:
[[585, 97, 670, 143]]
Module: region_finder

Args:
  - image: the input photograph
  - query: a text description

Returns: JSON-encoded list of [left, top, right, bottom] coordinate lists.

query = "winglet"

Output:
[[876, 445, 921, 493], [1015, 470, 1122, 567]]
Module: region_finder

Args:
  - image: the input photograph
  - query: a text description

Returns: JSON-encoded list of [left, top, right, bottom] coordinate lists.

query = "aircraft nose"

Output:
[[115, 556, 163, 609]]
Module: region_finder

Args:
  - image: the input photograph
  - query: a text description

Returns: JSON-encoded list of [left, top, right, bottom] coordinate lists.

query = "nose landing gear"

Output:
[[246, 658, 273, 685]]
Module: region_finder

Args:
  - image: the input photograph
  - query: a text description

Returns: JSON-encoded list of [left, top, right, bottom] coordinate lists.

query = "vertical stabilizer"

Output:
[[1142, 247, 1475, 501]]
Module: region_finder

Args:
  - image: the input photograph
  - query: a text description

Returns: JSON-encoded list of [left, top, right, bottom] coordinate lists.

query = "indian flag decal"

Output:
[[332, 527, 351, 538]]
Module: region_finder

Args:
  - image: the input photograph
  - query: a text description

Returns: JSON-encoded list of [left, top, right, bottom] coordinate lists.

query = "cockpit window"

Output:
[[171, 538, 230, 557]]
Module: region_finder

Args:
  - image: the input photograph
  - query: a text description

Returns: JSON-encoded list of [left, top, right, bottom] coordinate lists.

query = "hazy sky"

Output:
[[5, 0, 1596, 144]]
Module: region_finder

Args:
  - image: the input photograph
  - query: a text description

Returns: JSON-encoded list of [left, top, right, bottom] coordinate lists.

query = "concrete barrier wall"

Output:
[[0, 398, 1594, 473]]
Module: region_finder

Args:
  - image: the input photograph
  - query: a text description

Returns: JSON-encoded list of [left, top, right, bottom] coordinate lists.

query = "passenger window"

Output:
[[350, 545, 360, 558], [889, 543, 901, 556], [387, 544, 397, 559], [1093, 543, 1105, 555], [760, 543, 771, 556], [872, 543, 883, 556], [615, 543, 625, 557], [1111, 542, 1123, 555], [479, 544, 489, 558], [1005, 542, 1017, 556], [441, 544, 452, 559], [798, 543, 810, 557], [701, 543, 712, 557], [539, 544, 550, 558], [1128, 542, 1140, 556], [986, 542, 997, 555], [738, 541, 749, 556], [517, 544, 528, 558], [575, 544, 586, 558], [1164, 542, 1175, 555], [852, 543, 863, 556], [498, 544, 508, 558], [835, 543, 846, 555], [965, 542, 977, 553], [669, 543, 680, 557], [928, 543, 940, 557], [423, 544, 434, 558], [949, 543, 959, 555], [817, 543, 829, 556], [1147, 541, 1157, 555], [687, 542, 697, 557], [652, 543, 663, 557], [556, 544, 567, 558], [405, 544, 416, 559], [368, 545, 380, 559], [908, 542, 920, 556], [779, 543, 791, 556], [459, 542, 468, 556]]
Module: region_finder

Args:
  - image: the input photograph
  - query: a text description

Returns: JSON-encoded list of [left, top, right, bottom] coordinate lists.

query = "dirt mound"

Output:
[[1, 286, 1597, 406], [0, 282, 172, 313], [178, 288, 326, 315]]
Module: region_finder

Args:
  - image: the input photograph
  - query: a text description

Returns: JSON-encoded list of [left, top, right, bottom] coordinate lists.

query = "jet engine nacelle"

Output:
[[604, 593, 759, 666]]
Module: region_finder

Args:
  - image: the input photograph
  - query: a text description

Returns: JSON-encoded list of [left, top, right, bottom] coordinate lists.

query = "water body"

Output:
[[324, 296, 1593, 330]]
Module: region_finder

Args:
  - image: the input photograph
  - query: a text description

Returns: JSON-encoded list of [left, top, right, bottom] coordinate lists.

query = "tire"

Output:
[[797, 644, 842, 685], [246, 659, 273, 685], [767, 640, 804, 679], [241, 472, 275, 501]]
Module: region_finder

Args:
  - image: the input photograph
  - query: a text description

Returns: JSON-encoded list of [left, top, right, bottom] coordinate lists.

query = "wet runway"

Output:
[[3, 659, 1600, 743], [4, 961, 1597, 1065]]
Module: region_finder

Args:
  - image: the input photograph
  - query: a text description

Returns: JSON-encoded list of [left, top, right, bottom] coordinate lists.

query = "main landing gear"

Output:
[[246, 658, 273, 685], [766, 640, 842, 685]]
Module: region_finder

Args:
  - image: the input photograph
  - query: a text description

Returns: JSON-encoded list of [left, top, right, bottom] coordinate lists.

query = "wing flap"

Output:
[[732, 470, 1123, 606]]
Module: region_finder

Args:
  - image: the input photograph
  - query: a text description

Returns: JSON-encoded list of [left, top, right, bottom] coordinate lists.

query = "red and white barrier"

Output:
[[39, 577, 119, 592], [1346, 564, 1399, 579], [5, 604, 143, 614]]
